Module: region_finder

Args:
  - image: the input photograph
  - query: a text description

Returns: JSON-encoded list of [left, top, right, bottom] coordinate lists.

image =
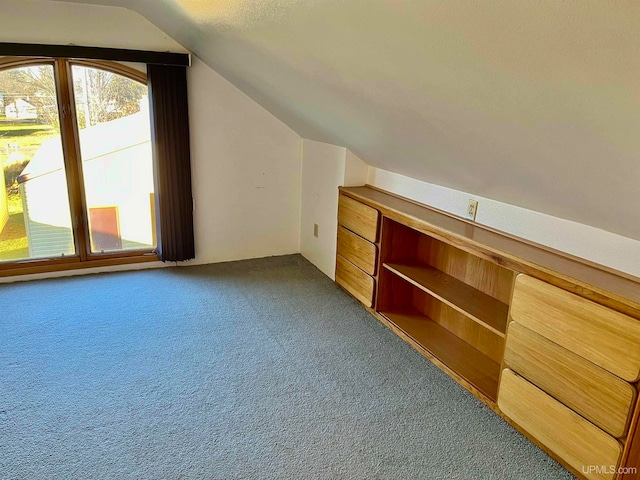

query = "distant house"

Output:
[[17, 110, 155, 259], [5, 99, 38, 120]]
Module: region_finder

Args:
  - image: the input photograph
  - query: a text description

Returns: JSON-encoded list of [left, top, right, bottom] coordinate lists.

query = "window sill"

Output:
[[0, 253, 160, 278]]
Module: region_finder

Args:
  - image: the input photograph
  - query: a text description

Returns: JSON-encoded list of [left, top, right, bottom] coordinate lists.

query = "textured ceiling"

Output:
[[51, 0, 640, 240]]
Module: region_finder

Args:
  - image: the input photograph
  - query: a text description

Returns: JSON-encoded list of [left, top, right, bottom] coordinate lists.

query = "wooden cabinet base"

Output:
[[335, 186, 640, 480]]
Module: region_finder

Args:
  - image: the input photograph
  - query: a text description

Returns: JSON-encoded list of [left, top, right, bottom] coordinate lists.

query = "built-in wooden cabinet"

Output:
[[499, 368, 624, 480], [377, 217, 511, 401], [335, 194, 380, 307], [335, 186, 640, 480], [499, 275, 640, 480]]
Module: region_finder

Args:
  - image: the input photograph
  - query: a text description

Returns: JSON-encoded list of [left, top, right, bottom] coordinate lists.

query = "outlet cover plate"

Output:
[[466, 200, 478, 221]]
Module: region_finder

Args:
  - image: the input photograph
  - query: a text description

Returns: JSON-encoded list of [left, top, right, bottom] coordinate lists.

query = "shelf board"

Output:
[[384, 261, 509, 337], [380, 308, 500, 400]]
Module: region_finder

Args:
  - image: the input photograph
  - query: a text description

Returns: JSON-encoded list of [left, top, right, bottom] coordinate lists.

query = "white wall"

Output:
[[188, 57, 301, 264], [368, 168, 640, 279], [300, 140, 346, 279], [299, 141, 367, 279], [0, 0, 303, 282], [299, 149, 640, 280], [0, 0, 185, 52], [344, 150, 369, 188]]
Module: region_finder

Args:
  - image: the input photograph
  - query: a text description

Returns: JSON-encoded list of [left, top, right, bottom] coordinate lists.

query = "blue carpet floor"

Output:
[[0, 255, 573, 479]]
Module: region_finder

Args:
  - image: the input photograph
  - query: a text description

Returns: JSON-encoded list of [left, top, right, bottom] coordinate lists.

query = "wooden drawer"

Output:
[[504, 321, 636, 438], [338, 194, 379, 243], [511, 275, 640, 382], [498, 369, 622, 480], [337, 226, 378, 276], [336, 255, 375, 307]]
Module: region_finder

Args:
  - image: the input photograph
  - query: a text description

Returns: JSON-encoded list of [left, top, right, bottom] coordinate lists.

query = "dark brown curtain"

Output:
[[147, 64, 195, 262]]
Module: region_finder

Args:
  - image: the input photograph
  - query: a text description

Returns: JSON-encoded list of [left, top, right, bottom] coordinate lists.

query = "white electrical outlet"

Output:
[[466, 200, 478, 221]]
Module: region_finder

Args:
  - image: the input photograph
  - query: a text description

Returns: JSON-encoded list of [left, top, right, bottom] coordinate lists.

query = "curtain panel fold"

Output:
[[147, 65, 195, 262]]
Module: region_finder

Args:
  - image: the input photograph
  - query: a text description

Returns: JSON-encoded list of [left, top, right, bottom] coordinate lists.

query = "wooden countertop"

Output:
[[340, 186, 640, 315]]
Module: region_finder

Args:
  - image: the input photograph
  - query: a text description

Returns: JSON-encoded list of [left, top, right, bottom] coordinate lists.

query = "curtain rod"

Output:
[[0, 42, 191, 67]]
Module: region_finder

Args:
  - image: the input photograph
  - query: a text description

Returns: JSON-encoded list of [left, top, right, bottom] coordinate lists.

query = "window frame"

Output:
[[0, 56, 159, 277]]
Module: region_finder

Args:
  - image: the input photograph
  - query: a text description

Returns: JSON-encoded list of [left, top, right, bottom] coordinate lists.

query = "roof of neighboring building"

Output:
[[6, 99, 36, 109], [18, 110, 150, 184]]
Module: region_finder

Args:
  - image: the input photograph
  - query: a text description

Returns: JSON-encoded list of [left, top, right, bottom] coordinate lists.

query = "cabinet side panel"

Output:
[[619, 391, 640, 479], [377, 265, 414, 312], [379, 218, 421, 264]]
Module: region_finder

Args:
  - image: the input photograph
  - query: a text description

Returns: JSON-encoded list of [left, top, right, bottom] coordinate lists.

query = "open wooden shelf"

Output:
[[384, 261, 509, 337], [380, 307, 500, 401], [337, 186, 640, 479]]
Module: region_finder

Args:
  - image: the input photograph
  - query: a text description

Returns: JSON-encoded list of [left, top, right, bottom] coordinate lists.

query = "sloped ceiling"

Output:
[[51, 0, 640, 240]]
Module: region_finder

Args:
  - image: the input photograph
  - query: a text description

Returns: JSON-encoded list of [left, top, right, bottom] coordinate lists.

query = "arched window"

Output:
[[0, 58, 158, 268]]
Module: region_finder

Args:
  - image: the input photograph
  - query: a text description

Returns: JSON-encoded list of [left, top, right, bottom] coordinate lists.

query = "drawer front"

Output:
[[336, 255, 375, 307], [337, 226, 378, 276], [504, 322, 636, 438], [338, 194, 380, 243], [511, 275, 640, 382], [498, 369, 622, 480]]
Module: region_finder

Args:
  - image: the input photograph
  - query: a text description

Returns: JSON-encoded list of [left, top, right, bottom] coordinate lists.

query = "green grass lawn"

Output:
[[0, 123, 58, 172], [0, 123, 56, 262], [0, 192, 29, 261], [0, 123, 56, 146], [0, 123, 55, 136]]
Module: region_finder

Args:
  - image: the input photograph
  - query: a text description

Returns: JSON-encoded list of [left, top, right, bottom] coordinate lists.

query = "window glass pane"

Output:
[[0, 65, 76, 262], [71, 65, 156, 254]]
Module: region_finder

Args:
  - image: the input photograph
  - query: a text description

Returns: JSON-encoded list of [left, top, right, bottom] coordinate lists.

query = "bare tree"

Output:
[[0, 65, 59, 128], [0, 65, 147, 130], [73, 66, 147, 129]]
